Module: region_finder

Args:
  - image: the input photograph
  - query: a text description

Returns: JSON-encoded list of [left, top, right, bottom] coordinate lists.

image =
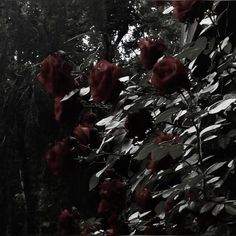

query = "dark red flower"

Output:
[[164, 199, 176, 212], [139, 37, 165, 70], [54, 95, 83, 123], [106, 226, 119, 236], [45, 138, 75, 176], [99, 179, 126, 200], [97, 199, 111, 215], [80, 111, 97, 128], [154, 132, 178, 144], [135, 188, 152, 209], [173, 0, 212, 22], [58, 209, 73, 232], [73, 124, 100, 155], [88, 60, 123, 104], [148, 155, 173, 173], [151, 55, 190, 95], [125, 109, 152, 140], [38, 52, 76, 97]]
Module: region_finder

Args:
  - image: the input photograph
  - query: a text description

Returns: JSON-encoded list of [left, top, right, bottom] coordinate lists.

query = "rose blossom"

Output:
[[73, 124, 100, 155], [45, 138, 75, 176], [135, 188, 152, 209], [173, 0, 212, 22], [125, 109, 153, 140], [38, 52, 76, 97], [151, 55, 190, 95], [88, 60, 123, 104], [139, 37, 165, 70]]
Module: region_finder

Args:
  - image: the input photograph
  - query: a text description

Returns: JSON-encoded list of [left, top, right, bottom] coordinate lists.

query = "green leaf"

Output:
[[200, 202, 216, 213], [225, 205, 236, 215], [208, 98, 236, 114], [212, 204, 224, 216], [135, 143, 157, 160], [206, 162, 227, 175], [169, 144, 183, 159], [89, 174, 99, 191], [154, 107, 180, 124]]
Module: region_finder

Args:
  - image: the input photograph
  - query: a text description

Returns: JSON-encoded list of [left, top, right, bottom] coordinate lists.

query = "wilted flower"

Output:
[[88, 60, 123, 104], [38, 52, 76, 97], [139, 37, 165, 70], [151, 55, 190, 95]]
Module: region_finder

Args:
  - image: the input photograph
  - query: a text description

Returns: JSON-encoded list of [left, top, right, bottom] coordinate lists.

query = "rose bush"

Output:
[[173, 0, 211, 22], [139, 37, 165, 70], [38, 52, 76, 97], [151, 55, 190, 95], [88, 60, 123, 104]]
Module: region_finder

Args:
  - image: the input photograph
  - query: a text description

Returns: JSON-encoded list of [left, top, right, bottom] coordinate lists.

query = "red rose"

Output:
[[80, 111, 97, 128], [97, 199, 111, 215], [38, 52, 76, 97], [139, 37, 165, 70], [135, 188, 152, 209], [88, 60, 123, 104], [99, 179, 126, 200], [45, 138, 75, 176], [173, 0, 212, 22], [154, 132, 178, 144], [125, 109, 153, 140], [151, 55, 190, 95], [148, 155, 173, 173], [54, 95, 83, 123], [58, 209, 73, 232], [73, 124, 100, 155]]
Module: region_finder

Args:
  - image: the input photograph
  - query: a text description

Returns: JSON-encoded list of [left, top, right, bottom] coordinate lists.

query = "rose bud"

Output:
[[139, 37, 165, 70], [173, 0, 212, 22], [58, 209, 73, 232], [164, 199, 176, 212], [38, 51, 76, 97], [54, 95, 83, 123], [88, 60, 123, 104], [151, 55, 190, 95], [45, 139, 74, 176], [135, 188, 152, 209], [148, 155, 173, 173], [125, 109, 153, 140]]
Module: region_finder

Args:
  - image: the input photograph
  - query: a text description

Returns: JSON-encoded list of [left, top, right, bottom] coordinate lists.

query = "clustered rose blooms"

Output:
[[173, 0, 211, 22], [148, 133, 178, 173], [88, 60, 123, 104], [38, 52, 76, 97], [125, 109, 153, 140], [45, 138, 75, 176], [139, 37, 165, 70], [135, 188, 153, 209], [151, 55, 190, 95], [54, 95, 83, 123], [97, 179, 127, 234]]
